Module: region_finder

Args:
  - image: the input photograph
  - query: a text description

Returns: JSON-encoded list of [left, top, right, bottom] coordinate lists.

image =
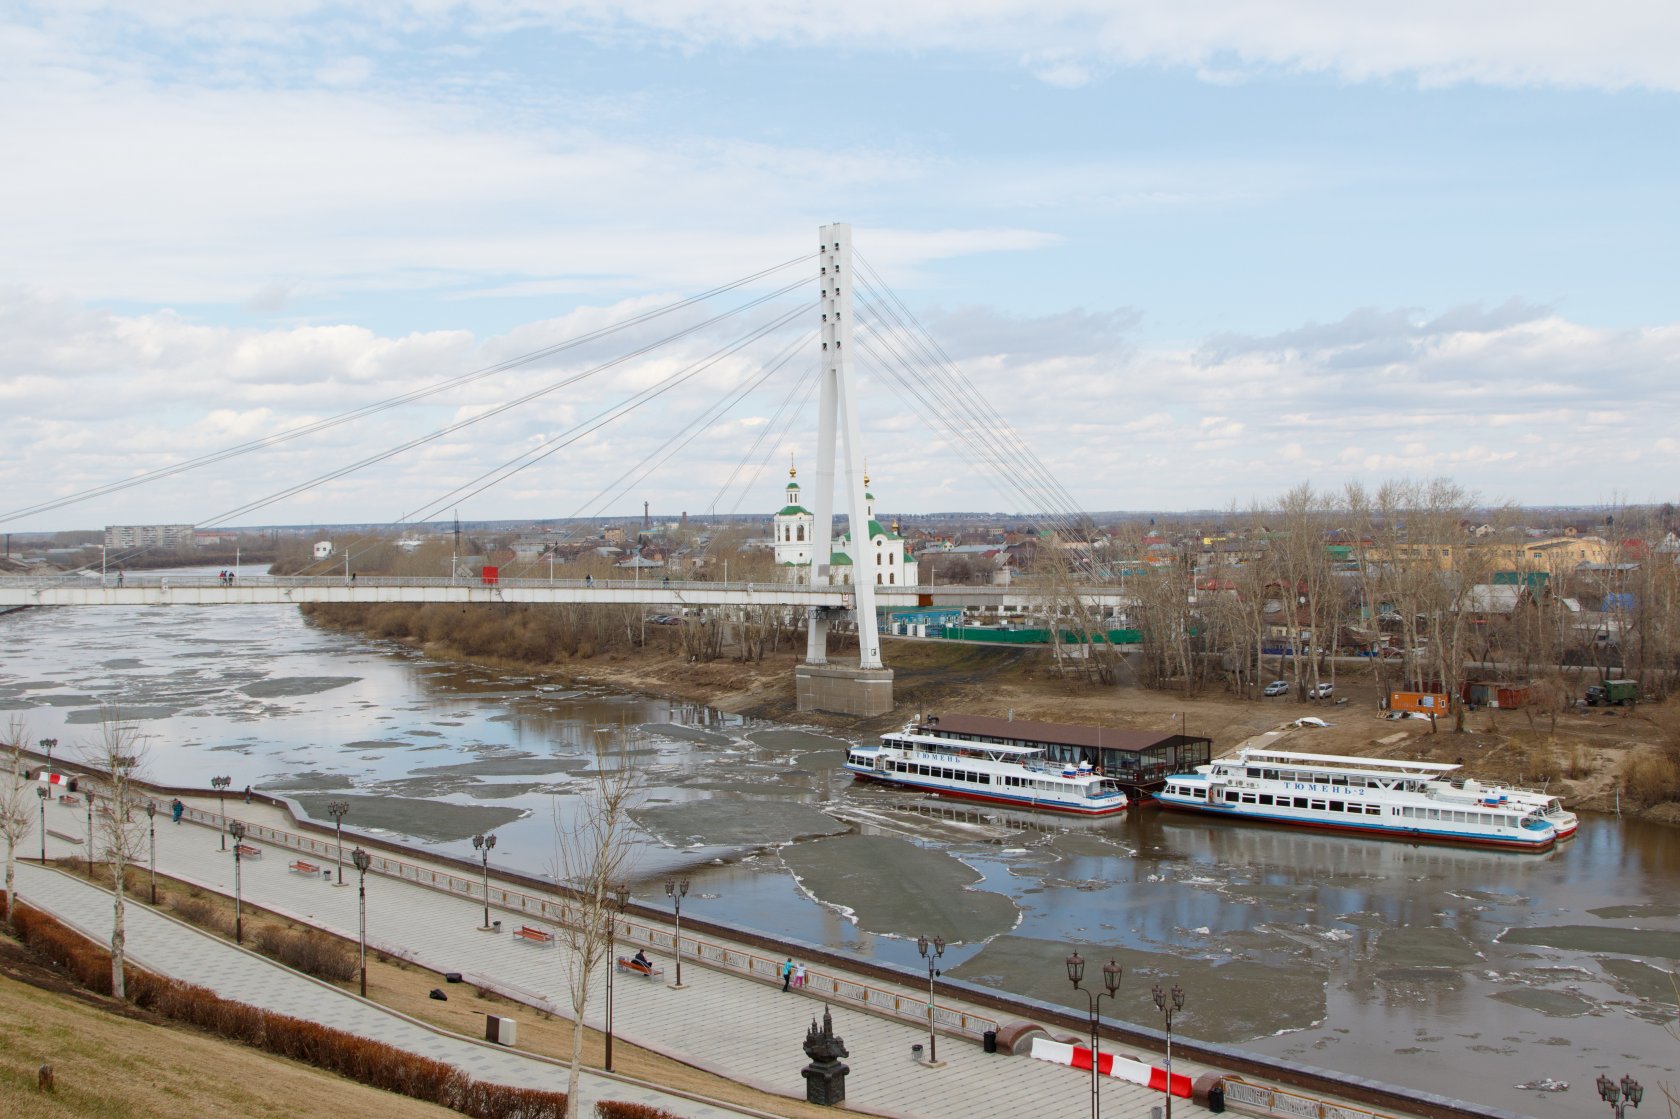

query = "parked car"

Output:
[[1310, 682, 1334, 700], [1263, 680, 1290, 697]]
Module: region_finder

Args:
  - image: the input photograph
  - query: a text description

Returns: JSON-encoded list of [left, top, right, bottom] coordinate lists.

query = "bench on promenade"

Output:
[[616, 956, 664, 979], [46, 829, 82, 844], [235, 844, 262, 859], [289, 860, 321, 876], [58, 794, 80, 806], [514, 925, 554, 945]]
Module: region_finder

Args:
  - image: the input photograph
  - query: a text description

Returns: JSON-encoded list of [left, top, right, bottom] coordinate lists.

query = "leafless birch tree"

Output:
[[1, 718, 34, 930], [552, 731, 640, 1119], [83, 707, 151, 999]]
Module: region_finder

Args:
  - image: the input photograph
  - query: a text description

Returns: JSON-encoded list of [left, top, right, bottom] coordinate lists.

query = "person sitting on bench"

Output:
[[632, 949, 652, 970]]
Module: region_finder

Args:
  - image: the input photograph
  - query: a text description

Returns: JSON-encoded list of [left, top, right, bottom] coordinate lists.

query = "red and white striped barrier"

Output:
[[1030, 1038, 1192, 1098], [37, 771, 76, 789]]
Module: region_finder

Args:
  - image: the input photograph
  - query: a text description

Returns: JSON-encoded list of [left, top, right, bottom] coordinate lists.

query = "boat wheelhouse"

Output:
[[1157, 748, 1559, 850], [845, 724, 1130, 816]]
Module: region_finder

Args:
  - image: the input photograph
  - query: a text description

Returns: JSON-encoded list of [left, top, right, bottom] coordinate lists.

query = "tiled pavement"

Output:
[[25, 794, 1210, 1119]]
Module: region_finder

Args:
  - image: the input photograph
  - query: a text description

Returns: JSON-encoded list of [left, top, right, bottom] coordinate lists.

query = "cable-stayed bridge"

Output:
[[0, 572, 1134, 612], [5, 225, 1107, 714]]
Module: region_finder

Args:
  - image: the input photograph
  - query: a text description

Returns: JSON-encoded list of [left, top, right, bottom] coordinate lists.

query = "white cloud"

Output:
[[34, 1, 1676, 91]]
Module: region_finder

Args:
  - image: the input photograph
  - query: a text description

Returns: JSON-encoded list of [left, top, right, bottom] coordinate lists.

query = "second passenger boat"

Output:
[[1157, 748, 1567, 850]]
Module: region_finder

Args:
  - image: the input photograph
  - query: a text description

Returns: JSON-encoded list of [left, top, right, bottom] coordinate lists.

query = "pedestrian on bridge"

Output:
[[781, 957, 794, 992], [170, 799, 184, 824]]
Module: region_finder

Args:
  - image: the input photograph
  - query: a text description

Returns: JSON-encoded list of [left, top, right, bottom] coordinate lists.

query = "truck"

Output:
[[1585, 679, 1639, 707]]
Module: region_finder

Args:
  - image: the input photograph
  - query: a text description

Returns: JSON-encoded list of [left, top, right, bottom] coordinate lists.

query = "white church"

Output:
[[772, 465, 918, 586]]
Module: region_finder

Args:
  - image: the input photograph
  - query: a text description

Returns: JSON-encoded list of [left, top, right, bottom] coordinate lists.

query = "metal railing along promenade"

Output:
[[1222, 1077, 1407, 1119], [183, 805, 1001, 1042]]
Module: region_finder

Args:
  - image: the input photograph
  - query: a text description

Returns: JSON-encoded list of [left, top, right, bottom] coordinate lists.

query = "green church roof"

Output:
[[830, 551, 853, 566], [777, 505, 811, 516]]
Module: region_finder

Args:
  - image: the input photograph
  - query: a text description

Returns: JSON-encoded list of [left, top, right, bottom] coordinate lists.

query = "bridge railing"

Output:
[[185, 805, 999, 1040]]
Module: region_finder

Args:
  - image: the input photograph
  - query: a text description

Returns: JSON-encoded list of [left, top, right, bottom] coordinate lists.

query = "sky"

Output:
[[4, 1, 1679, 532]]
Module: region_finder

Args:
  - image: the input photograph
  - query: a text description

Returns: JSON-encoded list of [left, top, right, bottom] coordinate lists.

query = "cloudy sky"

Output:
[[5, 1, 1679, 531]]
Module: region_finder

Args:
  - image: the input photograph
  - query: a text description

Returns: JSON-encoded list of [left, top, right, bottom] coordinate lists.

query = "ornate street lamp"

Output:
[[605, 881, 631, 1072], [353, 847, 372, 997], [36, 785, 48, 862], [327, 800, 350, 885], [84, 790, 95, 878], [1067, 952, 1123, 1119], [1153, 982, 1187, 1119], [917, 934, 947, 1067], [472, 833, 497, 929], [666, 878, 689, 989], [211, 776, 232, 849], [228, 819, 247, 944], [1598, 1073, 1643, 1119], [38, 738, 57, 766], [145, 800, 158, 904]]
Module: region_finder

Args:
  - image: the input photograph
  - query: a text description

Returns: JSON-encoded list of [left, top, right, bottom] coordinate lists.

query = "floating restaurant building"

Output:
[[915, 713, 1211, 800]]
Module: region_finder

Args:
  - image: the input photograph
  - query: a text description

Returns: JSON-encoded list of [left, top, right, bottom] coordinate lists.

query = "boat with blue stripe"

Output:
[[845, 724, 1130, 816], [1157, 748, 1560, 850]]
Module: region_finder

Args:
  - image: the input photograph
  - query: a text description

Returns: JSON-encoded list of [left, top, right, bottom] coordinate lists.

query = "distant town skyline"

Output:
[[4, 2, 1678, 531]]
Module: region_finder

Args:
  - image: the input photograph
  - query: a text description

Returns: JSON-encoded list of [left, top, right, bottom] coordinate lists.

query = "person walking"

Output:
[[170, 798, 184, 824], [781, 957, 794, 992], [793, 962, 806, 990]]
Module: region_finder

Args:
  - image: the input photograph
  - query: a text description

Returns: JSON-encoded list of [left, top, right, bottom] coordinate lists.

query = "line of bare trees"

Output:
[[1112, 479, 1678, 731]]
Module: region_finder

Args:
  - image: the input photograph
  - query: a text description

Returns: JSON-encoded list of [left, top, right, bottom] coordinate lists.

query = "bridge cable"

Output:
[[201, 278, 813, 537], [1, 253, 817, 527]]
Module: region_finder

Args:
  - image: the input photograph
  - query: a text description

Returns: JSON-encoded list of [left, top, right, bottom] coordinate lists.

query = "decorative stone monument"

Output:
[[802, 1007, 851, 1105]]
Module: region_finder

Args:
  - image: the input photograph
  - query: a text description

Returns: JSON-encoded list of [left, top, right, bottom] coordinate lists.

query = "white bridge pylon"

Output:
[[805, 222, 882, 670]]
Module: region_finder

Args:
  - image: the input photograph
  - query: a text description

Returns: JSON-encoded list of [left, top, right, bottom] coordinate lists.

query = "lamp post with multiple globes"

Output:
[[917, 934, 946, 1066], [1153, 982, 1187, 1119], [1066, 952, 1123, 1119], [353, 847, 372, 997], [472, 833, 497, 929], [665, 878, 689, 988], [228, 820, 247, 944]]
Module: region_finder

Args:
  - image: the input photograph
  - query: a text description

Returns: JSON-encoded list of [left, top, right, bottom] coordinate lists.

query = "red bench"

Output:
[[289, 860, 321, 875], [616, 956, 663, 979], [514, 925, 554, 944], [235, 844, 262, 859]]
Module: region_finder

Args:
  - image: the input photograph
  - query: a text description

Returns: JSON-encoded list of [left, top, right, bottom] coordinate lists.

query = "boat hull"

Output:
[[1156, 797, 1555, 851], [846, 766, 1129, 816]]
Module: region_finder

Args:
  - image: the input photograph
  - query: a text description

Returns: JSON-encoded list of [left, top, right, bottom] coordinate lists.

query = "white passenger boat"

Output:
[[1157, 748, 1559, 850], [1500, 788, 1578, 838], [845, 724, 1130, 816]]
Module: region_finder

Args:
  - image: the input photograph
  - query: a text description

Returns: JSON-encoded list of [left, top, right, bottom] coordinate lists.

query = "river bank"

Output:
[[297, 604, 1680, 823]]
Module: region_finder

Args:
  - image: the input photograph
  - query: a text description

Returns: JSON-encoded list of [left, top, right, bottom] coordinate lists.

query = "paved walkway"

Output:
[[12, 861, 760, 1119], [27, 793, 1212, 1119]]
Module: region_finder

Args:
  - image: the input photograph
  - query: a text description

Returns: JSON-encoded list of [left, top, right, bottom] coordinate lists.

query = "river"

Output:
[[2, 572, 1675, 1117]]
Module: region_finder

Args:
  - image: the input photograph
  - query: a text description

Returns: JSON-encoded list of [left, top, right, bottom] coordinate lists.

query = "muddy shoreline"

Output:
[[299, 608, 1680, 825]]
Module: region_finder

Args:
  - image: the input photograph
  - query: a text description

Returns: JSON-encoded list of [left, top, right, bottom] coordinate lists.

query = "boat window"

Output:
[[1224, 791, 1239, 803], [1247, 768, 1261, 778], [1241, 793, 1258, 804], [1257, 794, 1273, 805], [1263, 769, 1280, 780], [1329, 801, 1344, 812], [1310, 800, 1327, 811], [1194, 788, 1206, 799], [1293, 797, 1309, 809]]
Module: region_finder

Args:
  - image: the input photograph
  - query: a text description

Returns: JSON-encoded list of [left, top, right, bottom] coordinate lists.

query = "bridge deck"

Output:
[[0, 574, 1136, 609]]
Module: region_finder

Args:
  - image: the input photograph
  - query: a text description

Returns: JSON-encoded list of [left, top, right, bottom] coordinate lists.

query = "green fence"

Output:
[[939, 626, 1142, 646]]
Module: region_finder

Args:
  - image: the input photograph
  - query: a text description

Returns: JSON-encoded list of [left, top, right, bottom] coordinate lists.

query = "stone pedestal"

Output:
[[796, 664, 894, 716], [802, 1008, 850, 1106]]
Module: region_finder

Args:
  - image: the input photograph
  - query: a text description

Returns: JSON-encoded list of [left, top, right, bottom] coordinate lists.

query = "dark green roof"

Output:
[[777, 505, 811, 516], [830, 551, 853, 565]]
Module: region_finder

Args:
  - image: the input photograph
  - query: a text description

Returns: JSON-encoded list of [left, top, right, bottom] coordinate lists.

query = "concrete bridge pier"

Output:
[[795, 663, 894, 717]]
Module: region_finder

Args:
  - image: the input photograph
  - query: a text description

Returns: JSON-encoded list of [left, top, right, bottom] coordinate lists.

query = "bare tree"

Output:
[[1, 717, 35, 930], [552, 731, 640, 1119], [82, 707, 150, 999]]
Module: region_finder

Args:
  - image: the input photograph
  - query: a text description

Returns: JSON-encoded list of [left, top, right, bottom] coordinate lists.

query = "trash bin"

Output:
[[1207, 1085, 1226, 1114], [983, 1030, 998, 1054], [910, 1043, 923, 1062], [492, 919, 502, 932]]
